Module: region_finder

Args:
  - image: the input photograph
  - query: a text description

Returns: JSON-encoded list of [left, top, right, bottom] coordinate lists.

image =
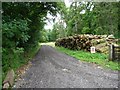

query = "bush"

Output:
[[2, 19, 30, 48], [2, 19, 30, 81], [82, 27, 91, 34]]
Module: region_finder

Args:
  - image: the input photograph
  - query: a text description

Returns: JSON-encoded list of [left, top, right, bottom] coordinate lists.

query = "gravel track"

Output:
[[13, 45, 118, 88]]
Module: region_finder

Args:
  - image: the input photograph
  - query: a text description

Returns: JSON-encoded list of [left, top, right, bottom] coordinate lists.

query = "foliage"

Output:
[[2, 1, 119, 83], [82, 27, 91, 34], [2, 2, 60, 81], [93, 2, 118, 36], [39, 2, 119, 42], [54, 2, 119, 37], [0, 75, 1, 89], [56, 46, 119, 70], [44, 2, 119, 40], [44, 21, 67, 42], [48, 29, 58, 41], [39, 30, 49, 42], [2, 19, 30, 48]]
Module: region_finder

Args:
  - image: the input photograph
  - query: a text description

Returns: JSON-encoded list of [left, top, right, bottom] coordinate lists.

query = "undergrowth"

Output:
[[2, 44, 41, 83]]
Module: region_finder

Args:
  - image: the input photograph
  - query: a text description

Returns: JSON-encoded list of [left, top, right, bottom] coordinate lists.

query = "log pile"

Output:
[[55, 34, 118, 53], [55, 35, 92, 51]]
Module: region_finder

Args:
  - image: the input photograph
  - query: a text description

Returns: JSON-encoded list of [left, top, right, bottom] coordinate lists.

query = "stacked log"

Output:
[[55, 35, 92, 51], [55, 34, 118, 53]]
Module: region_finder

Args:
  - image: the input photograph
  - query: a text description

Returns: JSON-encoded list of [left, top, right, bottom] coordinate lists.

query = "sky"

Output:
[[44, 0, 72, 30], [44, 13, 61, 30], [64, 0, 72, 7]]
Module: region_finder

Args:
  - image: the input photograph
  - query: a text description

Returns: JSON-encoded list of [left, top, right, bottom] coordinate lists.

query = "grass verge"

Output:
[[56, 46, 119, 70], [2, 44, 41, 86]]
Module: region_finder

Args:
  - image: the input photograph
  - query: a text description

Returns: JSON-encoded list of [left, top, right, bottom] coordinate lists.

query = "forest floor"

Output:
[[13, 45, 118, 88]]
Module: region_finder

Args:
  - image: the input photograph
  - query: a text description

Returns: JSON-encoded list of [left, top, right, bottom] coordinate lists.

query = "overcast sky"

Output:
[[44, 0, 72, 30]]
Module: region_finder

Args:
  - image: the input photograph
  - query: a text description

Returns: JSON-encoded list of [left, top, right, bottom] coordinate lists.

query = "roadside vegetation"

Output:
[[2, 45, 41, 81], [0, 75, 1, 89], [2, 2, 60, 83], [56, 46, 119, 70], [2, 1, 120, 88]]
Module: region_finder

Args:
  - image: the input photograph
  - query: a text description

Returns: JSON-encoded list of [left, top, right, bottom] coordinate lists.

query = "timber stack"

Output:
[[55, 34, 119, 53], [55, 34, 92, 51]]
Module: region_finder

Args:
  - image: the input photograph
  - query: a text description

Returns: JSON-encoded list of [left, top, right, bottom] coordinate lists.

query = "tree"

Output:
[[2, 2, 60, 75], [93, 2, 118, 36], [59, 1, 119, 37]]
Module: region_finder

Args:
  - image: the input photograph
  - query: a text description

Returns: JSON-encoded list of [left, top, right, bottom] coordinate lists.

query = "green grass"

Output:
[[56, 46, 119, 70]]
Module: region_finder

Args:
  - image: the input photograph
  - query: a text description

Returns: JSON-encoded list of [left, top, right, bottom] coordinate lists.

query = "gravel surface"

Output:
[[13, 45, 118, 88]]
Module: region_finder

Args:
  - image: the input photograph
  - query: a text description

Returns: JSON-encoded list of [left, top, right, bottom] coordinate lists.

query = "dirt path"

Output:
[[13, 45, 118, 88]]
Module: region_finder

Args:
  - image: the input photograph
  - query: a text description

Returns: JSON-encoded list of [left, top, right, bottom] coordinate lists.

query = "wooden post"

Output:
[[109, 44, 114, 61]]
